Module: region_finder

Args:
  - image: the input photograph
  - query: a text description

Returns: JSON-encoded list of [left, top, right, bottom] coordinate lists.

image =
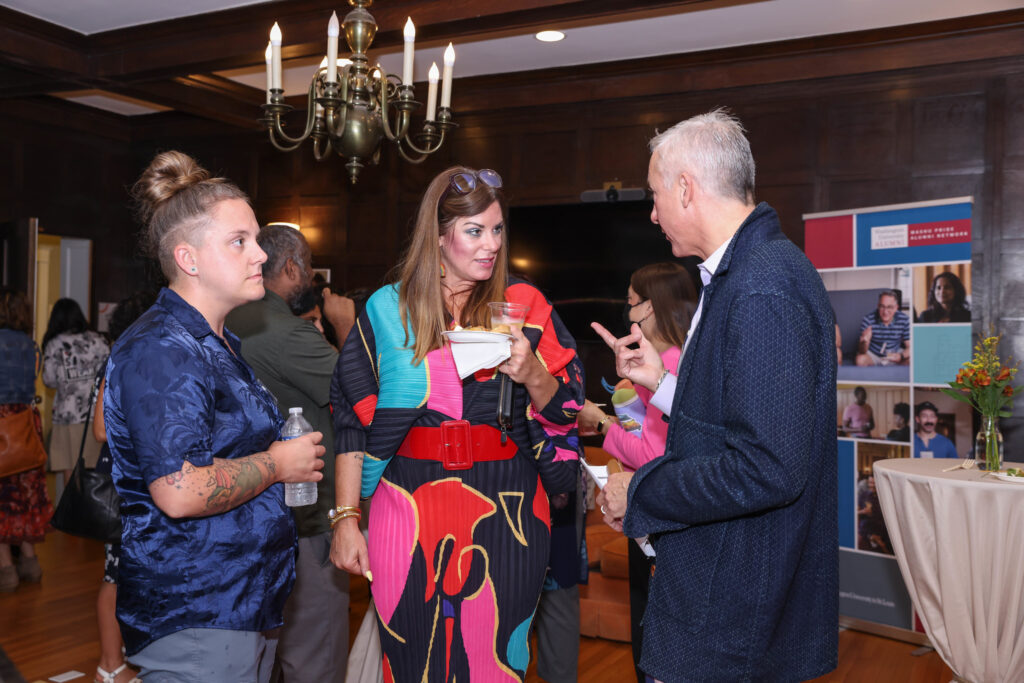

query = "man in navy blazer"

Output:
[[595, 109, 838, 682]]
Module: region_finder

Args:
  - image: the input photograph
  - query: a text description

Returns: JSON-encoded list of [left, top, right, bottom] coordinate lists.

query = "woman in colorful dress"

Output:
[[330, 166, 584, 682], [0, 287, 52, 592]]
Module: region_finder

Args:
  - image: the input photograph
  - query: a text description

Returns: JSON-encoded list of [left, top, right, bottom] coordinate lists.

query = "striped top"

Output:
[[859, 309, 910, 356]]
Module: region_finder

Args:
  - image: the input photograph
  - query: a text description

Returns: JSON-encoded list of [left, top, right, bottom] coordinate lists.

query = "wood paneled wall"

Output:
[[0, 98, 141, 308], [4, 12, 1024, 439]]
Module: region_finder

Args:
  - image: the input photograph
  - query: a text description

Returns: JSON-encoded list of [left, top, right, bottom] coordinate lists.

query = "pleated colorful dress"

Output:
[[331, 279, 584, 682]]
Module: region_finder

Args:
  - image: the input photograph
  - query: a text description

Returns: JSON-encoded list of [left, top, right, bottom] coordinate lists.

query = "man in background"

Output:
[[855, 290, 910, 366], [914, 401, 958, 459], [842, 386, 874, 438], [227, 224, 355, 682]]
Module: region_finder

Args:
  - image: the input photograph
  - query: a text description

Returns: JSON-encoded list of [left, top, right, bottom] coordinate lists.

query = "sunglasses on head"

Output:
[[440, 169, 503, 205]]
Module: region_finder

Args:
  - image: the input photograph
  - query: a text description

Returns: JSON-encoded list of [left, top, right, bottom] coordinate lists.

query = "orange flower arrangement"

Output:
[[944, 335, 1019, 471], [942, 335, 1019, 418]]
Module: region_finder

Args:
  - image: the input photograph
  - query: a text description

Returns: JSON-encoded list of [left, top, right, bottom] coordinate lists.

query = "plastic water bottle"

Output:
[[282, 407, 317, 507]]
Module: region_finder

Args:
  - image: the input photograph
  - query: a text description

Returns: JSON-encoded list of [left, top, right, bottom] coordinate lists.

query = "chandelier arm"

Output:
[[312, 136, 331, 161], [396, 144, 430, 164], [399, 128, 448, 156], [271, 81, 320, 146], [324, 65, 352, 138], [267, 125, 306, 152], [378, 70, 410, 142]]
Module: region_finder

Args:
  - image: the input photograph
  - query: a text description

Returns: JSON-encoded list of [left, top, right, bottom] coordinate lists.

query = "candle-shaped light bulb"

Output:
[[326, 11, 339, 83], [440, 43, 455, 108], [270, 22, 283, 90], [264, 42, 273, 103], [402, 18, 415, 86], [426, 62, 439, 121]]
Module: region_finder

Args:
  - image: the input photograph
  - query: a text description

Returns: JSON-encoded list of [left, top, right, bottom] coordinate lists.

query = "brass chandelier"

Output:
[[259, 0, 456, 184]]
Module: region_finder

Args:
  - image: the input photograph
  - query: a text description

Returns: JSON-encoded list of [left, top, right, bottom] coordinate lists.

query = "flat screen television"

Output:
[[507, 200, 701, 400]]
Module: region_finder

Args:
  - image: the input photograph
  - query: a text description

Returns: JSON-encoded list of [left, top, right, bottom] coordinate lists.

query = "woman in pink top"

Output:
[[577, 262, 697, 683], [579, 262, 695, 469]]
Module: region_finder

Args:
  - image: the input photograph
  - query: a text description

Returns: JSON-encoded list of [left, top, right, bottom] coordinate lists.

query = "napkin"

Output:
[[448, 337, 512, 379]]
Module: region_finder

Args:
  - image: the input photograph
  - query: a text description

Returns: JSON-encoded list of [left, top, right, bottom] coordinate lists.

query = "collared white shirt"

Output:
[[650, 236, 732, 415]]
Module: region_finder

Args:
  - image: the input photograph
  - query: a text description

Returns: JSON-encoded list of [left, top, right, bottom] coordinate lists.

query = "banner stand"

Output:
[[805, 196, 974, 645]]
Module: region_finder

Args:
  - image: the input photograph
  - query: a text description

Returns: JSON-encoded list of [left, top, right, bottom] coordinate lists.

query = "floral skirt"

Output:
[[0, 404, 53, 544]]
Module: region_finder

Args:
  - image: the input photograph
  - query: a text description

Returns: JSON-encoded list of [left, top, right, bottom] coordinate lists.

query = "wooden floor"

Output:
[[0, 530, 953, 683]]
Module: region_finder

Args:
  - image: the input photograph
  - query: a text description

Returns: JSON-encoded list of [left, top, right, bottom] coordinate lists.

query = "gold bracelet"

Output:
[[329, 510, 361, 528], [328, 505, 362, 528], [597, 417, 611, 435]]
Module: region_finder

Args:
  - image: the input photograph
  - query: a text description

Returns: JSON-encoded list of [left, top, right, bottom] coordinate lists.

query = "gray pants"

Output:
[[276, 532, 350, 683], [131, 627, 278, 682], [534, 584, 580, 683]]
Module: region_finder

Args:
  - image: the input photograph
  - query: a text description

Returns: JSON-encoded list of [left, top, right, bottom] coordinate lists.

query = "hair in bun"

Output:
[[131, 150, 249, 279]]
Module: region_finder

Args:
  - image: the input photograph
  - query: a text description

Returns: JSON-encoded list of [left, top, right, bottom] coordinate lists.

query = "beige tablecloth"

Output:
[[874, 458, 1024, 683]]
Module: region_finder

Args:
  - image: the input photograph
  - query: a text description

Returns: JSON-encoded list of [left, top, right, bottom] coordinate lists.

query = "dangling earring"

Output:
[[440, 262, 446, 278]]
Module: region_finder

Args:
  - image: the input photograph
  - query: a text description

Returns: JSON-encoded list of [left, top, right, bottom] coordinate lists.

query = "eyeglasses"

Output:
[[440, 169, 503, 205]]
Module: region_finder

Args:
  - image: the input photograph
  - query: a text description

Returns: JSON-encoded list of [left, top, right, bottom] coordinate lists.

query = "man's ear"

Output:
[[284, 257, 305, 283], [677, 171, 693, 209], [173, 243, 197, 277]]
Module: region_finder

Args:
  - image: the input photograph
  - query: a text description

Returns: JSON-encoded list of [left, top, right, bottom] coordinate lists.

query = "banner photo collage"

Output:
[[804, 197, 973, 634]]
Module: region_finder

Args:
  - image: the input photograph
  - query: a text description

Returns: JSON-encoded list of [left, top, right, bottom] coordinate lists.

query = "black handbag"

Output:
[[51, 375, 122, 544]]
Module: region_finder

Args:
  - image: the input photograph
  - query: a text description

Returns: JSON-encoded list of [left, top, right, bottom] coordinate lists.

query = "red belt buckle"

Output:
[[440, 419, 473, 470]]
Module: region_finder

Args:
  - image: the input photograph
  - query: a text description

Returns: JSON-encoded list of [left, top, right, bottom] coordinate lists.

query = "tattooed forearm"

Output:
[[152, 451, 279, 518], [164, 461, 197, 488], [201, 451, 277, 514]]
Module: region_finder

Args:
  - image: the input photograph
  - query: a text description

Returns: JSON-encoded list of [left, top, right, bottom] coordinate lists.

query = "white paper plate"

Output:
[[990, 472, 1024, 484], [443, 330, 512, 343]]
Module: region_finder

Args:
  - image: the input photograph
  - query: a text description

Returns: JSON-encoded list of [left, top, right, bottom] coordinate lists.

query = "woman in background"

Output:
[[330, 166, 584, 681], [576, 261, 696, 683], [917, 271, 970, 323], [578, 262, 695, 468], [42, 298, 109, 483], [0, 288, 52, 591]]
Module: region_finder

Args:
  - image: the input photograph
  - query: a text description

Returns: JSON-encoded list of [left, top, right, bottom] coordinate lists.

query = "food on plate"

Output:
[[1004, 467, 1023, 477]]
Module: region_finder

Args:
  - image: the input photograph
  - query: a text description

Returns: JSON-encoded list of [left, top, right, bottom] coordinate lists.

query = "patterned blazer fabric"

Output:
[[622, 203, 839, 683]]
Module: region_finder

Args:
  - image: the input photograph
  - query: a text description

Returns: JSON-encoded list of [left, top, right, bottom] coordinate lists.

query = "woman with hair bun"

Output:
[[104, 151, 325, 681], [330, 166, 584, 681]]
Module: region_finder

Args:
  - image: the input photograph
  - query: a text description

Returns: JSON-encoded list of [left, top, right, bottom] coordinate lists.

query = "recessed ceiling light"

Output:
[[535, 30, 565, 43]]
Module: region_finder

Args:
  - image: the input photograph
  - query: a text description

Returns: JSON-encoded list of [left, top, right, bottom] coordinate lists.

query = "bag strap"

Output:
[[76, 372, 101, 465]]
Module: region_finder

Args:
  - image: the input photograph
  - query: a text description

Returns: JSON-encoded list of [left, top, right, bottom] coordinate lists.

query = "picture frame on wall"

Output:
[[313, 268, 331, 283]]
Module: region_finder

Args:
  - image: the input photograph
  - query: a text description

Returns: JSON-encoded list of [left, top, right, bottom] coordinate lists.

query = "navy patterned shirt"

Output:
[[104, 287, 295, 655]]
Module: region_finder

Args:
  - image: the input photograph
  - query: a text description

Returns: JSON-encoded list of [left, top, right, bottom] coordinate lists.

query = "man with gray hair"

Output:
[[227, 224, 355, 683], [593, 109, 838, 681]]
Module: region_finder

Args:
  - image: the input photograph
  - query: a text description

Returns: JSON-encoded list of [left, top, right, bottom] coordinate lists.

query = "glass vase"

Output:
[[975, 415, 1003, 472]]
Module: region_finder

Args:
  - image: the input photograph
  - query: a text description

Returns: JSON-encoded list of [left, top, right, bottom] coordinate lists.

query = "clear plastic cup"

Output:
[[488, 302, 529, 332]]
